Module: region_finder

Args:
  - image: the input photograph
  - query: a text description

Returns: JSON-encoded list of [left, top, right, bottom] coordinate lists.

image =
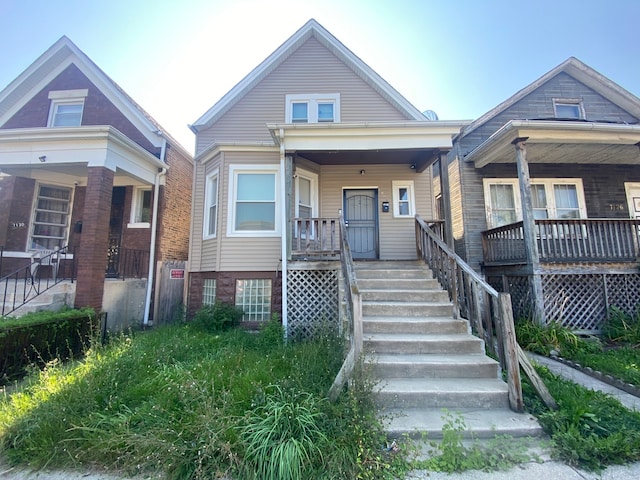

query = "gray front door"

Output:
[[344, 189, 378, 260]]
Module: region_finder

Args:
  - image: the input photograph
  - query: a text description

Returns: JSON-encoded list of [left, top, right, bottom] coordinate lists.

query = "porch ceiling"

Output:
[[465, 120, 640, 168], [0, 126, 165, 186], [295, 148, 435, 169]]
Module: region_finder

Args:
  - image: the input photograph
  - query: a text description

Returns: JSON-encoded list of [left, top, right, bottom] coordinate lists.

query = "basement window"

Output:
[[235, 279, 272, 322]]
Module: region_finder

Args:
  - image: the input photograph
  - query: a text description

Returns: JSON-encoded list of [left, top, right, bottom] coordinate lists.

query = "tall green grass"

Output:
[[0, 319, 403, 479]]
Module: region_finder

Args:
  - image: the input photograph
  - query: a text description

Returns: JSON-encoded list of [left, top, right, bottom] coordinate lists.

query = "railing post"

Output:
[[498, 293, 523, 412]]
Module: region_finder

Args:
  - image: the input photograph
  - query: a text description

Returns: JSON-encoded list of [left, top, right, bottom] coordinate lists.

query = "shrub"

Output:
[[190, 301, 243, 333], [602, 307, 640, 346]]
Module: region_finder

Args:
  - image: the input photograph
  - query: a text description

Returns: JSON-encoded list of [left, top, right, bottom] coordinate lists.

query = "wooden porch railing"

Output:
[[416, 216, 525, 411], [291, 217, 340, 258], [328, 215, 362, 402], [482, 219, 640, 265]]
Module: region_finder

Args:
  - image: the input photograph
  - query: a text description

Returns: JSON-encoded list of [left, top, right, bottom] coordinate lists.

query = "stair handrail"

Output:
[[415, 216, 525, 412], [1, 245, 75, 317], [328, 214, 362, 401]]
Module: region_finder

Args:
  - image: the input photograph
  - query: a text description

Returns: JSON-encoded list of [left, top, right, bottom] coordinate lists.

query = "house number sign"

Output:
[[11, 221, 26, 229]]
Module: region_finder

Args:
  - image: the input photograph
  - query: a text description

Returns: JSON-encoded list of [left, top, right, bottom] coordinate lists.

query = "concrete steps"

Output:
[[2, 280, 75, 316], [355, 260, 542, 439]]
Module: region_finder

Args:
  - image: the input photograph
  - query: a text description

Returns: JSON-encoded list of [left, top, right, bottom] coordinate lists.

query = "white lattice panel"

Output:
[[287, 269, 339, 339]]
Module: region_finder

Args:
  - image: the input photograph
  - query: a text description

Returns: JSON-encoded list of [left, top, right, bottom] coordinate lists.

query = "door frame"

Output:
[[342, 187, 379, 260], [625, 182, 640, 219]]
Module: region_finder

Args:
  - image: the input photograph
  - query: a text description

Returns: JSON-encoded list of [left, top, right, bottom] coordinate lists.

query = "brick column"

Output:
[[75, 167, 114, 311]]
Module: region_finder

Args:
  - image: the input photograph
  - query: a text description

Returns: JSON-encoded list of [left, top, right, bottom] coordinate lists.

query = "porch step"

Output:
[[363, 316, 468, 334], [354, 260, 540, 439], [2, 281, 75, 317], [382, 408, 543, 439]]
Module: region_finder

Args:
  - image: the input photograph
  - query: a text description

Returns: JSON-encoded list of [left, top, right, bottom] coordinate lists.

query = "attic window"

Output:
[[286, 94, 340, 123], [48, 89, 88, 127], [553, 99, 584, 119]]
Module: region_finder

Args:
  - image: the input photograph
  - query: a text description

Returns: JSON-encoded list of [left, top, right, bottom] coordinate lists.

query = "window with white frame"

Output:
[[235, 279, 271, 321], [47, 89, 88, 127], [31, 184, 72, 250], [483, 178, 586, 228], [285, 94, 340, 123], [202, 279, 217, 306], [553, 99, 584, 119], [295, 170, 318, 238], [129, 187, 152, 226], [204, 170, 219, 238], [228, 165, 280, 236], [392, 181, 416, 218]]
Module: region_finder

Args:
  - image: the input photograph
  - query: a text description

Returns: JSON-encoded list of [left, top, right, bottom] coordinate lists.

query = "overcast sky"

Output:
[[0, 0, 638, 153]]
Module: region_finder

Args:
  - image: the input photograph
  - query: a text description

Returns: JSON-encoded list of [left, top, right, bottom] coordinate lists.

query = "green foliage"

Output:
[[238, 385, 328, 480], [523, 365, 640, 471], [602, 307, 640, 346], [190, 301, 243, 333], [515, 319, 578, 356], [0, 321, 406, 479], [415, 411, 536, 473]]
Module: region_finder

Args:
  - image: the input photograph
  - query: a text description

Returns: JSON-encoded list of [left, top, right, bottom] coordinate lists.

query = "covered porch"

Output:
[[467, 120, 640, 331]]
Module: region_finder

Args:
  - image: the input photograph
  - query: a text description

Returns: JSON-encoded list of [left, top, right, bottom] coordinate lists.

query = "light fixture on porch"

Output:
[[360, 169, 365, 175], [38, 155, 46, 163], [410, 163, 416, 170]]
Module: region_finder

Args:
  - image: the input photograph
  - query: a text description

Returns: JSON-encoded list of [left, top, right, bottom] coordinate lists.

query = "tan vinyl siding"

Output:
[[319, 164, 432, 260], [196, 37, 410, 154]]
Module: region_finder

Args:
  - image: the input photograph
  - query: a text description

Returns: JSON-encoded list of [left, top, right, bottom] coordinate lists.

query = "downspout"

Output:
[[143, 138, 167, 327], [279, 128, 288, 337]]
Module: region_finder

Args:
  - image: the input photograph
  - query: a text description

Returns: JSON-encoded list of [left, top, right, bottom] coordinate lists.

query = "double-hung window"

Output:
[[47, 89, 88, 127], [228, 165, 280, 236], [286, 94, 340, 123], [204, 170, 219, 238], [129, 187, 152, 227], [392, 181, 416, 218], [483, 178, 586, 229], [31, 184, 72, 250]]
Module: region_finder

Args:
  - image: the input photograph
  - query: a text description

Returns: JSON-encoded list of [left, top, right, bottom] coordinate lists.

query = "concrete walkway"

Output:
[[406, 353, 640, 479]]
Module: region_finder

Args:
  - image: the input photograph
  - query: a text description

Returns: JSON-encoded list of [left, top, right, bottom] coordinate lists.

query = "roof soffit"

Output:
[[190, 19, 425, 131]]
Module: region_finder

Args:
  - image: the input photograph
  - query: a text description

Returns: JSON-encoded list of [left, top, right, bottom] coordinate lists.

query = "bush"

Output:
[[190, 302, 243, 333]]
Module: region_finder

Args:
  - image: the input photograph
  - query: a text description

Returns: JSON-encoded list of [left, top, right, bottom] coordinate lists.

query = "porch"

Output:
[[482, 219, 640, 332]]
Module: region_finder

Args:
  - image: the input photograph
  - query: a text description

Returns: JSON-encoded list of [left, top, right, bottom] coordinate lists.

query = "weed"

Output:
[[515, 319, 578, 356], [190, 301, 243, 333], [603, 307, 640, 346]]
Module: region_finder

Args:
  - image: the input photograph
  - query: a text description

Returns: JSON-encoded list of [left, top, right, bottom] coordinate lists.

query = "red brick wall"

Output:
[[157, 145, 193, 261], [188, 270, 282, 320], [3, 177, 35, 251], [1, 64, 160, 157], [120, 186, 152, 252], [0, 176, 16, 248], [75, 167, 113, 310]]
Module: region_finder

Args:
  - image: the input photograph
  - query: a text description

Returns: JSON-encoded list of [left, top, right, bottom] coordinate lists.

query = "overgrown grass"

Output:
[[523, 365, 640, 471], [0, 318, 407, 479]]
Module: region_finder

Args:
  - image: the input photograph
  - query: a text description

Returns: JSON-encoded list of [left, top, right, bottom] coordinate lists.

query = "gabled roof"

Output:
[[190, 19, 426, 132], [0, 36, 190, 157], [459, 57, 640, 140]]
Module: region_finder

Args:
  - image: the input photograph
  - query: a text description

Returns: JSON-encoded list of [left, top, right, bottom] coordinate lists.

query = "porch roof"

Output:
[[268, 121, 466, 170], [466, 120, 640, 168], [0, 126, 166, 186]]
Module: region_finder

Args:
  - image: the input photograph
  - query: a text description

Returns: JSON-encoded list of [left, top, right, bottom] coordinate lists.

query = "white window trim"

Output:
[[128, 186, 152, 228], [553, 98, 585, 119], [482, 178, 587, 228], [47, 90, 88, 128], [29, 181, 73, 251], [227, 164, 281, 237], [203, 169, 219, 239], [392, 180, 416, 218], [285, 93, 341, 123], [294, 169, 318, 217]]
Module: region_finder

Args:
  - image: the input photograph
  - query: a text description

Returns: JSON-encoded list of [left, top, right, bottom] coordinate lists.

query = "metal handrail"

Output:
[[1, 246, 76, 317]]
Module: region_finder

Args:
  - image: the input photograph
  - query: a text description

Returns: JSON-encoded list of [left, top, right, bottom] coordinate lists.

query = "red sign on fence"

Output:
[[170, 269, 185, 279]]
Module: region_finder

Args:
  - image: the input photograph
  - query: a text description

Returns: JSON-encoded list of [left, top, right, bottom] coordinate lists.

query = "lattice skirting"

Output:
[[488, 273, 640, 333], [287, 268, 339, 339]]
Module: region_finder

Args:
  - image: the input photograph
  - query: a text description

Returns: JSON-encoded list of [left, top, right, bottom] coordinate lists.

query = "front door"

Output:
[[625, 183, 640, 219], [344, 189, 378, 260]]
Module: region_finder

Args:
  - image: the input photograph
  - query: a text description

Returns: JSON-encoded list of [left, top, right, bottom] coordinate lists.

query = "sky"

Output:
[[0, 0, 638, 154]]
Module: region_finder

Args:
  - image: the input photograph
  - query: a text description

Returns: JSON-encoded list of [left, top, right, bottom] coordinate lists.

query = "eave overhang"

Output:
[[0, 126, 167, 185], [465, 120, 640, 168]]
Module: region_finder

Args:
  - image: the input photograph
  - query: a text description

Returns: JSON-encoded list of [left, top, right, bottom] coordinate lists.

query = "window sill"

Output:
[[127, 222, 151, 229]]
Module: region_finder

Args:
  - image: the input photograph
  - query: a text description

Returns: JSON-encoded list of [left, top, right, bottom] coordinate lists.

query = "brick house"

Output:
[[435, 57, 640, 332], [0, 37, 193, 328]]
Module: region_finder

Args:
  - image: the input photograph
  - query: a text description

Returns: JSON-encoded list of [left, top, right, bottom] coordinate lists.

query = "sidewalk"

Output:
[[406, 353, 640, 480]]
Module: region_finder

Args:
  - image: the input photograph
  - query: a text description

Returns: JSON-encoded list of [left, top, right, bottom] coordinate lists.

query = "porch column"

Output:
[[513, 138, 545, 324], [75, 166, 114, 311], [438, 151, 454, 248]]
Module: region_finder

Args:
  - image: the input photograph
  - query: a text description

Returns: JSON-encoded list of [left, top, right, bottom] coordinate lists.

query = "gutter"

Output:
[[143, 138, 168, 327]]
